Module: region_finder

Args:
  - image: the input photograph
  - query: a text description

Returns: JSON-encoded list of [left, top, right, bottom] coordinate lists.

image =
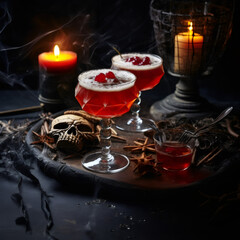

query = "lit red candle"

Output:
[[38, 45, 78, 112], [38, 45, 77, 72]]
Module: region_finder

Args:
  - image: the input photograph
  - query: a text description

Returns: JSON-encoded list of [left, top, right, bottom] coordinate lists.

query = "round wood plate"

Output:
[[25, 114, 234, 196]]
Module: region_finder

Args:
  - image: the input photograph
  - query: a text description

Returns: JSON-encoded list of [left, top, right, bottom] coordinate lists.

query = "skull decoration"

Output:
[[50, 114, 99, 153]]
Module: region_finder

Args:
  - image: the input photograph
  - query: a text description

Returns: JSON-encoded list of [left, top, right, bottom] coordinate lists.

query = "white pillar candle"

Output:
[[174, 22, 203, 75]]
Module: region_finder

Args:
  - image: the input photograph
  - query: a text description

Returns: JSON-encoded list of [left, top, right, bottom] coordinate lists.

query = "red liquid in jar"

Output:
[[155, 141, 193, 171], [75, 69, 138, 118], [111, 53, 164, 91]]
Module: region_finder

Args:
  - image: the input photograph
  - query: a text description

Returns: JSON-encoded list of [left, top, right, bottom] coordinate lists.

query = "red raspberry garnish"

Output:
[[132, 56, 142, 65], [126, 57, 135, 63], [126, 56, 138, 65], [126, 56, 142, 65], [105, 71, 116, 79], [125, 56, 151, 66], [140, 56, 150, 65], [95, 73, 106, 83]]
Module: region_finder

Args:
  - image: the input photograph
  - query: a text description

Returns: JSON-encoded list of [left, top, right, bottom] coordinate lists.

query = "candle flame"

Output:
[[188, 22, 193, 32], [54, 45, 60, 58]]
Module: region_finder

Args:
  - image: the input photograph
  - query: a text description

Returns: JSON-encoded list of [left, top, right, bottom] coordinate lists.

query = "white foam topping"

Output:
[[112, 53, 163, 71], [77, 69, 136, 92]]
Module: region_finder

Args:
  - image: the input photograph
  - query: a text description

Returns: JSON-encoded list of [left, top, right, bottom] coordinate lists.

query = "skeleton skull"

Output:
[[50, 114, 98, 152]]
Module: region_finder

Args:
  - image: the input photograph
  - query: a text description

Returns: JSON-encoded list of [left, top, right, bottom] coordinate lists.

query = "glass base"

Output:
[[115, 115, 154, 133], [82, 152, 130, 174]]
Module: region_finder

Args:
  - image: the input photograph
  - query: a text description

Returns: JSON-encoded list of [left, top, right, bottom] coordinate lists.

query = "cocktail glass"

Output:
[[111, 53, 164, 132], [75, 69, 138, 173], [153, 129, 194, 171]]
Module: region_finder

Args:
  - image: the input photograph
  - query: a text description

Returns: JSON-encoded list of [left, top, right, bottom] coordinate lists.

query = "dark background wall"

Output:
[[0, 0, 154, 89], [0, 0, 239, 104]]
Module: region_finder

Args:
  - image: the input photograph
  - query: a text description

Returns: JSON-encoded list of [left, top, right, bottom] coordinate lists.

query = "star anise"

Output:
[[130, 152, 155, 169], [31, 131, 56, 150], [124, 137, 159, 176], [123, 137, 155, 153], [129, 152, 160, 176]]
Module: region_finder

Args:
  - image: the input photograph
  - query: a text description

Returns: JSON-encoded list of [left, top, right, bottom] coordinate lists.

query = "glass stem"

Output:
[[100, 118, 113, 163], [129, 91, 142, 124]]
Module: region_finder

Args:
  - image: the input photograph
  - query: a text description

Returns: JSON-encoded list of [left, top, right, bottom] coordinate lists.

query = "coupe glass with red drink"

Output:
[[75, 69, 138, 173], [111, 53, 164, 132]]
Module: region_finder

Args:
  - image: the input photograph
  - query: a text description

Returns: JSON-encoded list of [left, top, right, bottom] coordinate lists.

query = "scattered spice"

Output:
[[123, 137, 155, 153], [30, 110, 240, 176], [31, 112, 56, 150], [124, 137, 159, 176], [31, 131, 56, 150], [145, 115, 240, 169], [130, 152, 159, 176]]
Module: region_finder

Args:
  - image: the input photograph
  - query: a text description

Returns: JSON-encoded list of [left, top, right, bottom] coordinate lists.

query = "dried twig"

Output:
[[196, 147, 223, 166], [226, 119, 239, 138], [0, 104, 44, 116], [191, 148, 197, 164], [111, 135, 127, 142]]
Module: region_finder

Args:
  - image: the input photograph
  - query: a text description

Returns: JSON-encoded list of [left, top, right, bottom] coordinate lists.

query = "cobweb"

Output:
[[0, 118, 58, 239]]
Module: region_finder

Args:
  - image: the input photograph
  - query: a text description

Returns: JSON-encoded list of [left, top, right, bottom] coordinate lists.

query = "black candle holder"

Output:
[[38, 67, 78, 113], [150, 0, 234, 119]]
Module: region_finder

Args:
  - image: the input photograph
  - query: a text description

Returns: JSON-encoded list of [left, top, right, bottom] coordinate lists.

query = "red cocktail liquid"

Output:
[[112, 53, 164, 91], [75, 69, 138, 118], [155, 141, 193, 171]]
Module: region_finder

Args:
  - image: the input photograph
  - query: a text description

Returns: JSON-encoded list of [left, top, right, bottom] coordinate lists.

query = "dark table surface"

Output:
[[1, 71, 240, 240]]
